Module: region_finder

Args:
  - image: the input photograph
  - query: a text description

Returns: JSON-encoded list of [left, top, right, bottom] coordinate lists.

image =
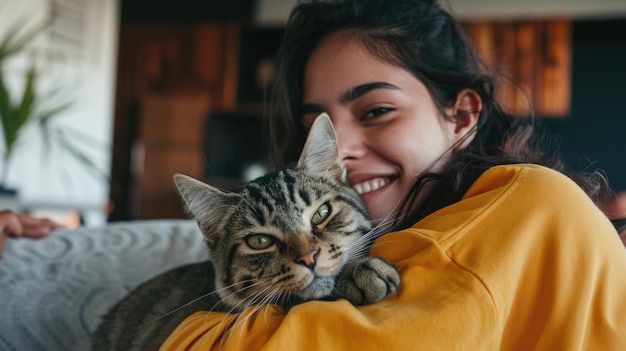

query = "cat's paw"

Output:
[[334, 256, 400, 305]]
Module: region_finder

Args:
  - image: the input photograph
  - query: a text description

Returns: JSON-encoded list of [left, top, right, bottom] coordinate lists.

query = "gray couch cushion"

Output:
[[0, 220, 208, 351]]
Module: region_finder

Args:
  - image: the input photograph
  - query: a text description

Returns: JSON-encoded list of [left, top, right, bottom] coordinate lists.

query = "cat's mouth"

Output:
[[352, 177, 392, 195]]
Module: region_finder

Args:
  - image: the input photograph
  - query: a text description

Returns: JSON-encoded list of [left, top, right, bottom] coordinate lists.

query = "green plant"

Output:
[[0, 20, 105, 190]]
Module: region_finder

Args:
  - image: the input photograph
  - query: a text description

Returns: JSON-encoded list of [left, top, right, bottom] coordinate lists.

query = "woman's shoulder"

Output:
[[412, 164, 593, 235], [405, 163, 611, 246], [465, 163, 584, 202], [430, 163, 618, 263], [455, 163, 609, 237], [410, 164, 594, 237]]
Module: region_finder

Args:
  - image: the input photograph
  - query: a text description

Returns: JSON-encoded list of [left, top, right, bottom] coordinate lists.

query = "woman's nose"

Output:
[[333, 119, 366, 161]]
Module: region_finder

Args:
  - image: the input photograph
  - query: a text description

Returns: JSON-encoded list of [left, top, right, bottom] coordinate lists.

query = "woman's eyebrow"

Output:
[[301, 82, 400, 115], [339, 82, 400, 104]]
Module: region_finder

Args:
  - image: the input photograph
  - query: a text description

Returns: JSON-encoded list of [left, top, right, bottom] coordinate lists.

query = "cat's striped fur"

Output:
[[174, 114, 399, 311]]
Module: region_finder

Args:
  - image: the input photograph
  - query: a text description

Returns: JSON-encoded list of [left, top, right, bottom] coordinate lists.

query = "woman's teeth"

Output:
[[353, 178, 388, 195]]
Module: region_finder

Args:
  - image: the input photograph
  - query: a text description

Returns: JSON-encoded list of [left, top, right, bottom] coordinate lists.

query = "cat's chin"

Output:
[[296, 276, 336, 300]]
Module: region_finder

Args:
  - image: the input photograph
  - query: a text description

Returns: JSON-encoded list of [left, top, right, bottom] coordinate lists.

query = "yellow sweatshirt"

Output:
[[161, 164, 626, 350]]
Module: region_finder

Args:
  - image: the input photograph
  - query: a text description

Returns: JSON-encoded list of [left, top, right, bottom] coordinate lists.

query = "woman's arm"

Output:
[[161, 232, 499, 351]]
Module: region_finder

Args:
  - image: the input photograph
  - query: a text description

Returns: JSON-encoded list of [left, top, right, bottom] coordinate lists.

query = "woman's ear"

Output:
[[446, 89, 481, 151]]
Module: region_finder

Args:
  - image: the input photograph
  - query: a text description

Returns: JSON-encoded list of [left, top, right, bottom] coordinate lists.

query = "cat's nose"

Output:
[[296, 247, 320, 269]]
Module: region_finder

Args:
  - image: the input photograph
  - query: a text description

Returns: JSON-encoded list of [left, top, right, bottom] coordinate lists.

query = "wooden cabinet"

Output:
[[110, 23, 241, 220], [463, 19, 571, 116], [133, 94, 210, 219]]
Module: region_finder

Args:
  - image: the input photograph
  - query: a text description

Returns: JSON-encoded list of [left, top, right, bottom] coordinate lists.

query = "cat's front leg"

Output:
[[334, 256, 400, 305]]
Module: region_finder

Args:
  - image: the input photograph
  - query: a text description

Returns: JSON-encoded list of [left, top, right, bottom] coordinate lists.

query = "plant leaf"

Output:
[[0, 68, 15, 152], [51, 127, 109, 180], [38, 102, 73, 126], [0, 18, 51, 156], [0, 18, 52, 61], [15, 66, 37, 128]]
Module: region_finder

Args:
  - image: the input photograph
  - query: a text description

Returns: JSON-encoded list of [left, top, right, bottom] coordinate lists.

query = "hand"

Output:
[[0, 210, 62, 256]]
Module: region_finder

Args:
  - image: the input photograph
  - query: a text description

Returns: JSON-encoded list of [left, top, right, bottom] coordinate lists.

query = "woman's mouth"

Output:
[[353, 178, 390, 195]]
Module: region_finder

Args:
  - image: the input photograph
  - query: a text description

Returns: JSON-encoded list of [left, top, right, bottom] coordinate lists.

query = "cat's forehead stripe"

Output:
[[247, 182, 275, 214], [282, 170, 298, 204], [298, 188, 311, 206]]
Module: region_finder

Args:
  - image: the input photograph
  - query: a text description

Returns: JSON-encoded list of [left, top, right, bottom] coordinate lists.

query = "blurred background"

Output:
[[0, 0, 624, 226]]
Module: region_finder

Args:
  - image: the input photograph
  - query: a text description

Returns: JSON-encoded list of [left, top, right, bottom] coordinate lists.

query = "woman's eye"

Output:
[[312, 203, 331, 225], [362, 107, 393, 120], [246, 234, 274, 250]]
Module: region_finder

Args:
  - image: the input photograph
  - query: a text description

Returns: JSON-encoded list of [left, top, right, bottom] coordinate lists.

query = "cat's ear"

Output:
[[297, 113, 347, 182], [173, 174, 239, 243]]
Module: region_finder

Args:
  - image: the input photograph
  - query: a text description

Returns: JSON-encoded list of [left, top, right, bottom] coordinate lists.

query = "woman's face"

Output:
[[302, 34, 470, 223]]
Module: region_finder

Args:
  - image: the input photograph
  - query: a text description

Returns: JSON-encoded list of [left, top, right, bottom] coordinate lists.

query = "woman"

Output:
[[162, 0, 626, 349]]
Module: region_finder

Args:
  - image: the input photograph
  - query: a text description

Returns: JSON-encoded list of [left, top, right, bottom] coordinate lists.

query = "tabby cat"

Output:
[[92, 114, 399, 350]]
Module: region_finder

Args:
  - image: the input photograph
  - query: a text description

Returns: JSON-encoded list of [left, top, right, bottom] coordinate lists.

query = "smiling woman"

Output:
[[161, 0, 626, 350]]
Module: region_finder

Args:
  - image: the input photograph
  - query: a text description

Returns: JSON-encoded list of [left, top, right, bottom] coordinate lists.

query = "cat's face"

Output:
[[174, 114, 372, 311]]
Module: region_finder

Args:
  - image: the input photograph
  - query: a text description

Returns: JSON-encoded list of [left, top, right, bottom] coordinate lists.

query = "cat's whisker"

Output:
[[262, 291, 289, 324], [218, 278, 278, 312], [346, 231, 405, 259], [369, 214, 403, 236], [342, 212, 406, 262], [351, 209, 409, 248], [141, 278, 264, 325], [252, 286, 284, 310], [277, 291, 295, 311], [229, 279, 277, 312], [227, 288, 280, 334], [368, 195, 406, 232], [141, 292, 216, 325], [213, 287, 280, 349]]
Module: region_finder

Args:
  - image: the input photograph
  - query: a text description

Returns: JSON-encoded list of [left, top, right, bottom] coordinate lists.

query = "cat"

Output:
[[92, 114, 399, 350]]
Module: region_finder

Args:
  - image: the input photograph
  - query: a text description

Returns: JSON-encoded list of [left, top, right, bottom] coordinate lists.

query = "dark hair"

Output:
[[267, 0, 621, 231]]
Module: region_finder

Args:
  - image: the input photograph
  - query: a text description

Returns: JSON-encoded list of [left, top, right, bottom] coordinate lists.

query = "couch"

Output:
[[0, 220, 209, 351]]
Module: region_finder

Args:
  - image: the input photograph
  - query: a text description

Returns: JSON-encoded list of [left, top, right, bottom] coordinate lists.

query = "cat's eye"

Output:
[[246, 234, 275, 250], [312, 203, 331, 225]]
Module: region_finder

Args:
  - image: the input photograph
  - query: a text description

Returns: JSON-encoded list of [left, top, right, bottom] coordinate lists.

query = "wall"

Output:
[[255, 0, 626, 24], [0, 0, 118, 225], [542, 19, 626, 192]]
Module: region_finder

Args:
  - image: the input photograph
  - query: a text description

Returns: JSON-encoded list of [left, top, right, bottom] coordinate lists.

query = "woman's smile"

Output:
[[352, 177, 390, 195]]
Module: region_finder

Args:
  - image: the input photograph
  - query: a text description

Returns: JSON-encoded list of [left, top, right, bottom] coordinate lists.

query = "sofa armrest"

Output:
[[0, 219, 208, 351]]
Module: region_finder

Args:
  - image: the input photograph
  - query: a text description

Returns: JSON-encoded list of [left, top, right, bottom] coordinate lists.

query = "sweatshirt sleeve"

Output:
[[160, 165, 626, 351], [160, 226, 500, 350]]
